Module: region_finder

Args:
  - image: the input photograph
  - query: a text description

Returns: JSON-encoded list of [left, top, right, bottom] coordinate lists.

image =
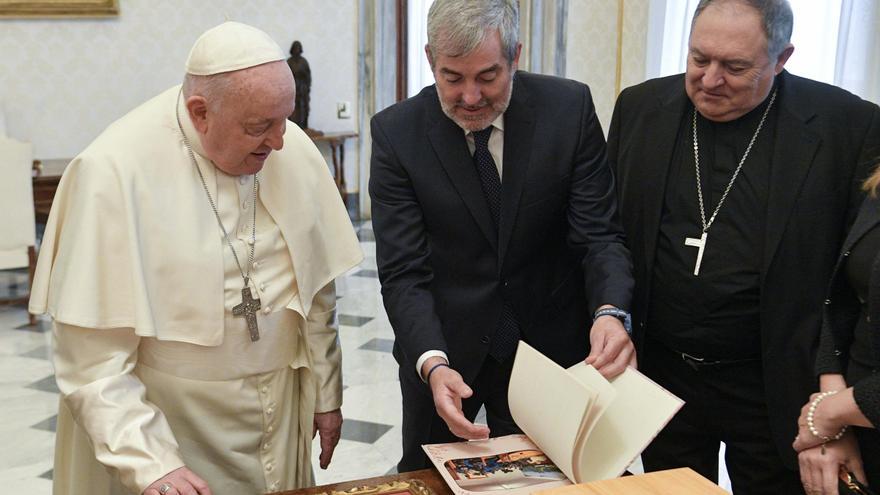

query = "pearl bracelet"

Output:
[[806, 390, 848, 442]]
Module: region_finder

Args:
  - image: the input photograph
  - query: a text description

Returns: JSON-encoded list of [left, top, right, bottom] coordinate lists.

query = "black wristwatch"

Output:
[[593, 307, 633, 336]]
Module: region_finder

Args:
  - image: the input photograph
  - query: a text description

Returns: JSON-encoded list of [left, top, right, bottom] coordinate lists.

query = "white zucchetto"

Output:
[[185, 21, 285, 76]]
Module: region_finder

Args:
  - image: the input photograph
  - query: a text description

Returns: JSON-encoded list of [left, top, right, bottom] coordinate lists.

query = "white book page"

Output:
[[507, 342, 596, 482], [575, 366, 684, 482], [565, 363, 617, 481]]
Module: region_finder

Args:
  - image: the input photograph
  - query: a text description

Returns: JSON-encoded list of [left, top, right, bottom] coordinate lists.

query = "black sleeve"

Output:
[[369, 116, 448, 368], [566, 84, 634, 313]]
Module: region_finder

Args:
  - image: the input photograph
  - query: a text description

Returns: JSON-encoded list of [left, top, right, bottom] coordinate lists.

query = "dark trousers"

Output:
[[398, 356, 521, 472], [641, 340, 804, 495]]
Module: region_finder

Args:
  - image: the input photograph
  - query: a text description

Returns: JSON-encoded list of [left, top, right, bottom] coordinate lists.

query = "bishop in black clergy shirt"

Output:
[[607, 0, 880, 493], [370, 0, 634, 472]]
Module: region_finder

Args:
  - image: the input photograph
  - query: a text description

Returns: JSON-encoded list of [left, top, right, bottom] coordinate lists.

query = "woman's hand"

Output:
[[797, 431, 865, 495]]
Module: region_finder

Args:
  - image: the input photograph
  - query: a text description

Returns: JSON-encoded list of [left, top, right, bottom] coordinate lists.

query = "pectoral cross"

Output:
[[684, 232, 708, 276], [233, 284, 262, 341]]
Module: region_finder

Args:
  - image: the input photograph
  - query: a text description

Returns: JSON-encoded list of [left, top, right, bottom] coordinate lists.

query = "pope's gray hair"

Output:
[[692, 0, 793, 60], [181, 72, 236, 112], [426, 0, 519, 66]]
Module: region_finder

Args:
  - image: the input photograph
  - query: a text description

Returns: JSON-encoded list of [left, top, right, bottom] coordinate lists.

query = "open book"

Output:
[[423, 342, 684, 495]]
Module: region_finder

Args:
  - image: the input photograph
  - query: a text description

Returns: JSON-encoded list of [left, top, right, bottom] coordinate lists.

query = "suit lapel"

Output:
[[642, 82, 689, 277], [841, 195, 880, 255], [428, 102, 499, 251], [498, 79, 535, 265], [763, 73, 821, 273]]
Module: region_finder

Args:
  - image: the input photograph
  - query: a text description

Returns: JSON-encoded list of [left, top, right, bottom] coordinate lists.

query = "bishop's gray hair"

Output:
[[691, 0, 793, 60], [426, 0, 519, 66]]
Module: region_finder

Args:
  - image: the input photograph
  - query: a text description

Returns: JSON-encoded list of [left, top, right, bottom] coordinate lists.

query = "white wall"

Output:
[[0, 0, 360, 190]]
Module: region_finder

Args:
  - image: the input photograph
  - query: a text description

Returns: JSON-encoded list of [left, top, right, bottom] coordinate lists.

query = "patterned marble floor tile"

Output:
[[25, 375, 59, 394], [19, 345, 51, 360], [351, 269, 379, 279], [338, 314, 375, 327], [31, 414, 57, 432], [358, 337, 394, 353], [340, 418, 394, 444]]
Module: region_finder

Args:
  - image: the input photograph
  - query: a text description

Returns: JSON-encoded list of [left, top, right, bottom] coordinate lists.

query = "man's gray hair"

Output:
[[427, 0, 519, 65], [692, 0, 793, 59], [181, 72, 236, 111]]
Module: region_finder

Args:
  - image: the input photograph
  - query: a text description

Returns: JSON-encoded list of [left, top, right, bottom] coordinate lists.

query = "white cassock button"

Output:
[[261, 386, 268, 394], [253, 260, 260, 269], [266, 425, 274, 433], [271, 482, 280, 490], [247, 237, 255, 245], [260, 283, 267, 291], [263, 442, 271, 451], [265, 463, 274, 472], [242, 201, 249, 210], [263, 306, 272, 314], [266, 407, 274, 416]]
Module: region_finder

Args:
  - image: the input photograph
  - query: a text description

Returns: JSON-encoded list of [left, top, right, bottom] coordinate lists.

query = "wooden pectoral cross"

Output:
[[233, 285, 262, 342], [684, 232, 708, 276]]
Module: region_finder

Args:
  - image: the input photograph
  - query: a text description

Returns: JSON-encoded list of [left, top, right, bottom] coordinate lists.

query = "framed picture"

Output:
[[320, 479, 435, 495], [0, 0, 118, 18]]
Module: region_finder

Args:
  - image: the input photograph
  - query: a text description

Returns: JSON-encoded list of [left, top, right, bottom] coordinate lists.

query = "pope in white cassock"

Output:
[[28, 22, 362, 495]]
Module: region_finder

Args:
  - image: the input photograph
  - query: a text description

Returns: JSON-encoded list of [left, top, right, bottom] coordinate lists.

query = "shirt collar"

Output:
[[464, 113, 505, 137]]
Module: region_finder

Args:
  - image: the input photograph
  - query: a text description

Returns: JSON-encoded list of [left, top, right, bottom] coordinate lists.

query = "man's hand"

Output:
[[585, 311, 636, 378], [144, 466, 212, 495], [423, 358, 489, 440], [313, 409, 343, 469], [797, 431, 865, 495]]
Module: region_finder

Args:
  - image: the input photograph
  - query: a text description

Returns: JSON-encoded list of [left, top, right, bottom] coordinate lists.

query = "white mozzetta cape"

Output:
[[30, 85, 363, 340]]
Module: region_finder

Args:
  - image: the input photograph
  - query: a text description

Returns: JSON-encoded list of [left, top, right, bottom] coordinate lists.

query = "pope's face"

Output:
[[429, 30, 520, 132], [685, 0, 792, 122], [200, 62, 295, 176]]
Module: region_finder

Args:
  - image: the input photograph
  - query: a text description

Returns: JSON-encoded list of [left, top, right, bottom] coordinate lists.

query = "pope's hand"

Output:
[[144, 466, 212, 495], [585, 314, 636, 378], [427, 363, 490, 440], [313, 409, 342, 469]]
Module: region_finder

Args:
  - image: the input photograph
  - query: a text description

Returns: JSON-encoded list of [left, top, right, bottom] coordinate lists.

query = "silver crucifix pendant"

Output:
[[684, 232, 708, 276], [232, 284, 262, 341]]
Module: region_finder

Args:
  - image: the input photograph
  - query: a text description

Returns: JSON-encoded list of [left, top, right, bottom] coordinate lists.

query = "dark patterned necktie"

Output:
[[472, 127, 520, 362]]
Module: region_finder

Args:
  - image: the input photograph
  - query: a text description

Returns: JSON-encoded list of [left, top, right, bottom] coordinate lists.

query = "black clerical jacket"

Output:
[[607, 71, 880, 467]]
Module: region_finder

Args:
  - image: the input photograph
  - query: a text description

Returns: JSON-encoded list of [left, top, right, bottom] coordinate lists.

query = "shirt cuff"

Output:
[[416, 350, 448, 383]]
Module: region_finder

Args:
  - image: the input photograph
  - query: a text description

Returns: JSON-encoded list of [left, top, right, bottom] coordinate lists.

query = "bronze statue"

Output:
[[287, 41, 320, 135]]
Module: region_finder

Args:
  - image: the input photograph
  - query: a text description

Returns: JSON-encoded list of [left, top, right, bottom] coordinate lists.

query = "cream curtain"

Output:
[[835, 0, 880, 104]]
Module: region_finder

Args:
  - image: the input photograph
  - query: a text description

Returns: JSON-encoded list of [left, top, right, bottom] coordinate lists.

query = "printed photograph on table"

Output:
[[445, 449, 566, 489]]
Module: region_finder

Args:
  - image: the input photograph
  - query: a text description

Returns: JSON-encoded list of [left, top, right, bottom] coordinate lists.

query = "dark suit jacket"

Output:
[[818, 192, 880, 426], [370, 71, 633, 384], [607, 70, 880, 467]]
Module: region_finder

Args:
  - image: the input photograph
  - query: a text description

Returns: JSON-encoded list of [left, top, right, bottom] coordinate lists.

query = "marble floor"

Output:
[[0, 219, 731, 493]]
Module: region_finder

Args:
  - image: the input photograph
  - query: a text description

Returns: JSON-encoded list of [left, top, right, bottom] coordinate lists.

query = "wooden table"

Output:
[[276, 468, 726, 495], [32, 158, 69, 223], [275, 469, 451, 495], [311, 131, 358, 199]]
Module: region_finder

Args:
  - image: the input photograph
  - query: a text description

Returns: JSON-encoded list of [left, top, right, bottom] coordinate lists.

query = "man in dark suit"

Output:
[[607, 0, 880, 492], [370, 0, 635, 472]]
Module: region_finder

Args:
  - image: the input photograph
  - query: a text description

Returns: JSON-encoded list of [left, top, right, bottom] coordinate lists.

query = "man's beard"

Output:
[[440, 78, 514, 132]]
